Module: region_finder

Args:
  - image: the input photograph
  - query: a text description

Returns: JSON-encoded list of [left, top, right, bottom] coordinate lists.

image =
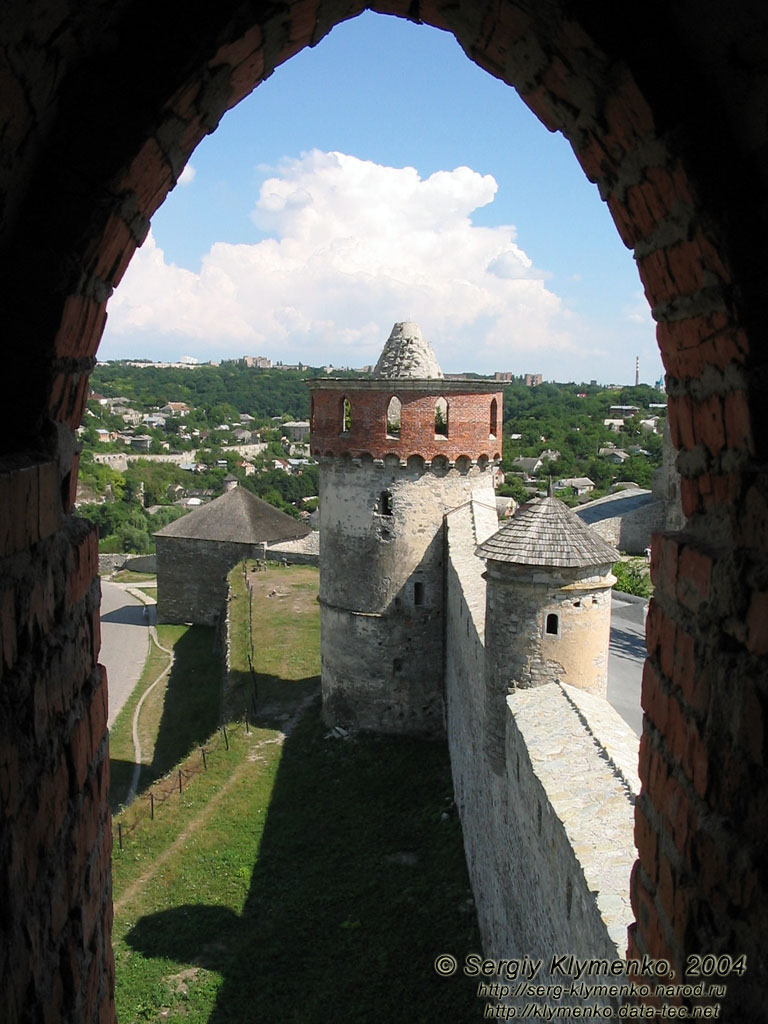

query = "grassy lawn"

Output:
[[109, 624, 220, 812], [111, 569, 158, 583], [112, 563, 482, 1023]]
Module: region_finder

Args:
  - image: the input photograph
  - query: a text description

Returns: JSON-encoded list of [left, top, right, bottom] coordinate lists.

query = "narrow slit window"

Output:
[[545, 613, 559, 636], [490, 398, 498, 438], [341, 396, 351, 433], [435, 397, 448, 437], [414, 581, 425, 606], [379, 490, 393, 516], [386, 396, 401, 437]]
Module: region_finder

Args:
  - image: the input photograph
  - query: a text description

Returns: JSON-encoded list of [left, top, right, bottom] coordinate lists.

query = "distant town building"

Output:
[[160, 402, 190, 417], [282, 420, 311, 441], [556, 477, 595, 496], [608, 405, 640, 419], [524, 373, 543, 387]]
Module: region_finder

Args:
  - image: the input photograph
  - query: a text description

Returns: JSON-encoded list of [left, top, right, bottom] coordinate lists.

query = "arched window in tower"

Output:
[[309, 396, 315, 433], [490, 398, 498, 439], [545, 613, 560, 636], [435, 397, 448, 438], [341, 396, 351, 434], [386, 396, 401, 438]]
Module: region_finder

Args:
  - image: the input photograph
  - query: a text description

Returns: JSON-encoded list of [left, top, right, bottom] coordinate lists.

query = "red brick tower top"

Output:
[[308, 322, 503, 463]]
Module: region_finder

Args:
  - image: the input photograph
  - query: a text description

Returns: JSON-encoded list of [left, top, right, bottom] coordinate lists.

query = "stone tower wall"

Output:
[[318, 455, 496, 734], [482, 561, 613, 771]]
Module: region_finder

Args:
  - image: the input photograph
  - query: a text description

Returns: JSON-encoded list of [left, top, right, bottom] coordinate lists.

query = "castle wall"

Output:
[[577, 495, 666, 554], [445, 503, 638, 1003], [155, 536, 263, 625], [318, 456, 495, 734]]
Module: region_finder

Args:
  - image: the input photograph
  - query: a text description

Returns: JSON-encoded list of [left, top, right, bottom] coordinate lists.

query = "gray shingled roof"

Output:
[[373, 322, 444, 379], [475, 496, 619, 567], [154, 486, 310, 544]]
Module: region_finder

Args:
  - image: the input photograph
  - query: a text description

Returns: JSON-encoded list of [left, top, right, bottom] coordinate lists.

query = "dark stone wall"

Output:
[[156, 537, 264, 625]]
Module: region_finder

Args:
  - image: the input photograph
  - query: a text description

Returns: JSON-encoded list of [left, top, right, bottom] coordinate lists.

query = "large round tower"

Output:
[[309, 322, 503, 735]]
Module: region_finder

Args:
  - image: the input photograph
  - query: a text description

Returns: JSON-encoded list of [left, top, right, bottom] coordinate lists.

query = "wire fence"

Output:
[[243, 559, 267, 715], [114, 715, 252, 850], [115, 559, 285, 850]]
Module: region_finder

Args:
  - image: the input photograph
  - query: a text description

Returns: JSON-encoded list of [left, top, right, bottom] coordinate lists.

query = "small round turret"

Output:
[[476, 496, 618, 770]]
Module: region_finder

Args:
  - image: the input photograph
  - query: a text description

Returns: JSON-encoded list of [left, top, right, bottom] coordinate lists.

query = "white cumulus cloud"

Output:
[[177, 164, 196, 187], [105, 150, 579, 371]]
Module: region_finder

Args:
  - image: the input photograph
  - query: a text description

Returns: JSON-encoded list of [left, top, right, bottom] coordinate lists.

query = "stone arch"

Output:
[[386, 396, 402, 438], [434, 396, 448, 437], [340, 396, 351, 434], [1, 3, 767, 1021]]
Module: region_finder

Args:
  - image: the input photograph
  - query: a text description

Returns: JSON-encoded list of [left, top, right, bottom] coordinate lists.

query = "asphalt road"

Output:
[[607, 594, 647, 736], [97, 578, 645, 737], [99, 580, 153, 728]]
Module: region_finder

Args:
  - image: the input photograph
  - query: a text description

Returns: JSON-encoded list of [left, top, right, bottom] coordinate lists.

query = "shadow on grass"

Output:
[[125, 704, 482, 1023], [226, 665, 320, 730], [149, 626, 220, 780], [108, 626, 221, 810]]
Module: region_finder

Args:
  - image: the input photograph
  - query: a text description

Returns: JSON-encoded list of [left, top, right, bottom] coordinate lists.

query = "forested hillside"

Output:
[[82, 362, 666, 553], [90, 362, 357, 420]]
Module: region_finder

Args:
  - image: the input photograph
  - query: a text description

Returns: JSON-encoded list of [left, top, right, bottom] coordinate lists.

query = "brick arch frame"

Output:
[[1, 2, 767, 1021]]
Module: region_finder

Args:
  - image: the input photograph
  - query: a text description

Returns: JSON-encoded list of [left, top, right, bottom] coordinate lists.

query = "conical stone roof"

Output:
[[475, 496, 619, 568], [372, 321, 444, 379], [154, 486, 310, 544]]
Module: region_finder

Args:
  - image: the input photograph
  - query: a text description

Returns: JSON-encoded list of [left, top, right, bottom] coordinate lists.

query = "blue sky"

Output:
[[100, 11, 664, 386]]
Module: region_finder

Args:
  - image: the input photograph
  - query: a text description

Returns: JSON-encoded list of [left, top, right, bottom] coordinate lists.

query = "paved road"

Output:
[[98, 578, 645, 737], [100, 581, 154, 728], [607, 594, 647, 736]]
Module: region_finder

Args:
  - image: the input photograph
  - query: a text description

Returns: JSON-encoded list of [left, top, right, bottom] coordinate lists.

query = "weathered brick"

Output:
[[676, 545, 712, 613], [746, 590, 768, 655], [679, 476, 700, 518], [0, 583, 17, 671], [68, 526, 98, 606], [309, 383, 503, 463], [649, 534, 679, 594], [666, 394, 696, 451], [634, 800, 659, 883], [115, 137, 174, 220], [692, 393, 725, 456], [37, 461, 61, 540], [53, 294, 107, 360]]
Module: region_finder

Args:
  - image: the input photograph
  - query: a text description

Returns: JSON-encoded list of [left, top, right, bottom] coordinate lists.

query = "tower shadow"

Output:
[[125, 701, 483, 1023]]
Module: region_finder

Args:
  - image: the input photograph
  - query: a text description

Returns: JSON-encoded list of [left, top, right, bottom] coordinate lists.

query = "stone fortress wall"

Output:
[[444, 501, 639, 1003]]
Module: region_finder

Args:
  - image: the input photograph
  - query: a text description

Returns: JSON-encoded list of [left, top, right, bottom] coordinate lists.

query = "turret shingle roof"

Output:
[[475, 496, 619, 568], [154, 486, 310, 544]]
